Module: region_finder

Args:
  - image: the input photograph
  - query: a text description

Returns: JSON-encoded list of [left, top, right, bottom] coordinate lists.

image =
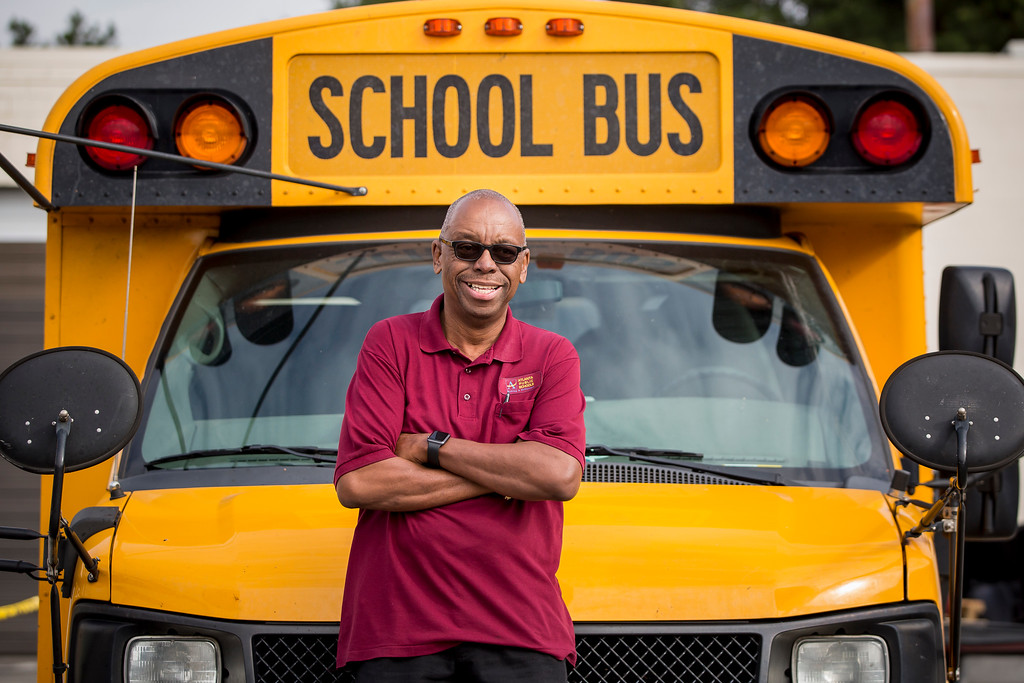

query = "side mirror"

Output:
[[0, 346, 142, 473], [880, 351, 1024, 475], [939, 266, 1016, 366], [0, 346, 142, 682], [879, 350, 1024, 682]]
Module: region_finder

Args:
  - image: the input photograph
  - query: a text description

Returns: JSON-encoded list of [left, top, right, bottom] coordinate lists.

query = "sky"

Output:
[[1, 0, 343, 49]]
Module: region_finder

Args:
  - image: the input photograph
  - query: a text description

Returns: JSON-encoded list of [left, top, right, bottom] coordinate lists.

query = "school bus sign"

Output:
[[285, 53, 723, 190]]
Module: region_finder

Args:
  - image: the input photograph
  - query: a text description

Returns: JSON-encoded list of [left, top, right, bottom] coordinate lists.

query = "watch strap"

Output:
[[426, 430, 449, 469]]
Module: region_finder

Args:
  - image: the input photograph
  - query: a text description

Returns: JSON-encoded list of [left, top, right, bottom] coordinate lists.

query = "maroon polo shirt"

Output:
[[335, 294, 589, 667], [335, 295, 586, 667]]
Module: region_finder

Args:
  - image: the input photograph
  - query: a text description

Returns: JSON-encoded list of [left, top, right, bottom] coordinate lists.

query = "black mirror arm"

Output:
[[46, 413, 71, 582], [59, 518, 100, 582], [944, 409, 970, 682]]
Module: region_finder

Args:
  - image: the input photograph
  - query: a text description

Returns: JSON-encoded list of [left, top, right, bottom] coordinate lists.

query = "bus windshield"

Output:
[[126, 238, 890, 487]]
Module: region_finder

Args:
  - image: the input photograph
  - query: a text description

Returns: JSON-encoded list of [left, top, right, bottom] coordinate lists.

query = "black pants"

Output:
[[349, 643, 569, 682]]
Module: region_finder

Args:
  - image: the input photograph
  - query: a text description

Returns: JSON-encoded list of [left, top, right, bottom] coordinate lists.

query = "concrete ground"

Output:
[[0, 655, 36, 683]]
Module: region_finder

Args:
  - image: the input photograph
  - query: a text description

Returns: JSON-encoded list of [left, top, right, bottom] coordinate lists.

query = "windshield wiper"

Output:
[[146, 445, 337, 469], [586, 444, 703, 460], [585, 444, 793, 486]]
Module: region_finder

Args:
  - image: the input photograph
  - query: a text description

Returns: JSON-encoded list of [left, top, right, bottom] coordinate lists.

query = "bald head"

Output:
[[441, 189, 524, 240]]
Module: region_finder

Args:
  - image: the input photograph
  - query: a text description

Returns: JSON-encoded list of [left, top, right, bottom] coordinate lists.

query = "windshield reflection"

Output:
[[127, 239, 890, 486]]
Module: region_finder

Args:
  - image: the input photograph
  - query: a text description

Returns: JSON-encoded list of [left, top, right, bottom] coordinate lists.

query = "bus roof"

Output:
[[35, 0, 970, 218]]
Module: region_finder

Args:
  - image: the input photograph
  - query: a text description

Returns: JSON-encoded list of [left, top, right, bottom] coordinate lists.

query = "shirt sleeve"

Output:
[[335, 319, 406, 485], [518, 335, 587, 470]]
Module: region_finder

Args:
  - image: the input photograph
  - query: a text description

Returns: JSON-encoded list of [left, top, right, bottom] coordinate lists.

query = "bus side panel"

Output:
[[35, 211, 216, 680], [798, 212, 927, 387]]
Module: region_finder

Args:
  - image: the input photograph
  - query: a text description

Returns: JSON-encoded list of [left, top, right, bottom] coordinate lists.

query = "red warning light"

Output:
[[83, 103, 154, 171], [852, 98, 924, 166]]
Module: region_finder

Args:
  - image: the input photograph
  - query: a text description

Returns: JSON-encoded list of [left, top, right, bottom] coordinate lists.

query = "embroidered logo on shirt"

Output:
[[501, 374, 539, 394]]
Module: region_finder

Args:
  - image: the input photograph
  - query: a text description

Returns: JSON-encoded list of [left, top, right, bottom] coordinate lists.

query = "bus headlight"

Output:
[[125, 636, 221, 683], [792, 635, 889, 683]]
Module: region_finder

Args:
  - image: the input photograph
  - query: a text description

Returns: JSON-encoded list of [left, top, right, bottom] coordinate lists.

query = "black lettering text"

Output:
[[391, 75, 428, 158], [350, 75, 386, 159], [477, 75, 515, 158], [625, 74, 661, 156], [667, 73, 703, 156], [520, 75, 553, 157], [432, 75, 471, 158], [583, 74, 619, 156], [308, 76, 344, 159]]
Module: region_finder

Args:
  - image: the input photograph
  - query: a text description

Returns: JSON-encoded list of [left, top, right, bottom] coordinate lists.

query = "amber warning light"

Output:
[[757, 94, 831, 167], [174, 98, 248, 166]]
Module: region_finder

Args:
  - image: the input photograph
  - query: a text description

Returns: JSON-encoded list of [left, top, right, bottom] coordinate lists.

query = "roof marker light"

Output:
[[757, 94, 831, 168], [485, 17, 523, 36], [546, 18, 584, 36], [853, 98, 924, 166], [424, 18, 462, 37]]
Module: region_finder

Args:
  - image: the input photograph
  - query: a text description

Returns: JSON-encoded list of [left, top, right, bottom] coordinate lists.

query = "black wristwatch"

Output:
[[426, 430, 450, 469]]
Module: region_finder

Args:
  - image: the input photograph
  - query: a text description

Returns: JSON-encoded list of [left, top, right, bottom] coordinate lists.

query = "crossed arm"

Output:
[[335, 435, 582, 512]]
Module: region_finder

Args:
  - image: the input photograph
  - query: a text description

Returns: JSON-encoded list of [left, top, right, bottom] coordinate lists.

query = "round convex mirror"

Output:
[[879, 351, 1024, 473], [0, 346, 142, 474]]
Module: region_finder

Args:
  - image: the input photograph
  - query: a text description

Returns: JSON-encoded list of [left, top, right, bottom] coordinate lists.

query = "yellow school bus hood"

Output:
[[111, 484, 355, 622], [109, 483, 904, 622], [561, 483, 906, 621]]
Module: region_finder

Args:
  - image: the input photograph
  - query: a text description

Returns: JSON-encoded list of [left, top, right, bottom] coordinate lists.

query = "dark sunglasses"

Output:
[[438, 238, 527, 265]]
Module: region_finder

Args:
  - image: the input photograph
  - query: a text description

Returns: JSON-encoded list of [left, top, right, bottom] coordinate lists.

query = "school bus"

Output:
[[18, 0, 1019, 680]]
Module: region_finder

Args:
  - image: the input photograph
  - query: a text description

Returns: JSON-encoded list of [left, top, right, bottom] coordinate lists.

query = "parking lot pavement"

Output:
[[0, 655, 36, 683]]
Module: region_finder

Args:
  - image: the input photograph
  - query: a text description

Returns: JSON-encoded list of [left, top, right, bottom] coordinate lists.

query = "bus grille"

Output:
[[583, 461, 752, 486], [252, 632, 761, 682]]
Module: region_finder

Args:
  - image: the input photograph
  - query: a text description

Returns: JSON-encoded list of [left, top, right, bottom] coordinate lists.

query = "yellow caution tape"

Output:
[[0, 595, 39, 620]]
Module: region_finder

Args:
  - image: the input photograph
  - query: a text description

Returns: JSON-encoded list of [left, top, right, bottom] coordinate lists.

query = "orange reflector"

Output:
[[424, 18, 462, 36], [175, 99, 247, 166], [972, 149, 981, 164], [25, 153, 36, 168], [485, 17, 523, 36], [546, 18, 584, 36], [757, 95, 831, 167]]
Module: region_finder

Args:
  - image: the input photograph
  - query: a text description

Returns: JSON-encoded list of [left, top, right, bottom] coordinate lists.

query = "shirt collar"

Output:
[[419, 294, 523, 364]]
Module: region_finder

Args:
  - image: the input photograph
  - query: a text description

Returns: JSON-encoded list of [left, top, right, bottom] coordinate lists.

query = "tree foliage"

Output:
[[620, 0, 1024, 52], [56, 10, 116, 46], [8, 18, 35, 46], [7, 11, 117, 47]]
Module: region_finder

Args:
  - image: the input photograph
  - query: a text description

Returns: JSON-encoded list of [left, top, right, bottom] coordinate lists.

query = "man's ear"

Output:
[[519, 249, 530, 283], [431, 240, 443, 274]]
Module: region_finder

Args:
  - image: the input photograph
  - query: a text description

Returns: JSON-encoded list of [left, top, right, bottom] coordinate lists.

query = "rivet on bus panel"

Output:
[[485, 18, 523, 36], [424, 18, 462, 36], [546, 18, 584, 36]]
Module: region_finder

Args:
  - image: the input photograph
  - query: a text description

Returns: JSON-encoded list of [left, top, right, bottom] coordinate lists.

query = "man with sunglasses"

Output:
[[334, 189, 586, 682]]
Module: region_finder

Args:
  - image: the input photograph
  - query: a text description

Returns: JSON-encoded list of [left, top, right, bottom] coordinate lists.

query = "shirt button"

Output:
[[463, 393, 471, 401], [465, 368, 472, 374]]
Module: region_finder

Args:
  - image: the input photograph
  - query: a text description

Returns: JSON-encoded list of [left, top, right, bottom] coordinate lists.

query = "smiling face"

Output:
[[432, 194, 529, 334]]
